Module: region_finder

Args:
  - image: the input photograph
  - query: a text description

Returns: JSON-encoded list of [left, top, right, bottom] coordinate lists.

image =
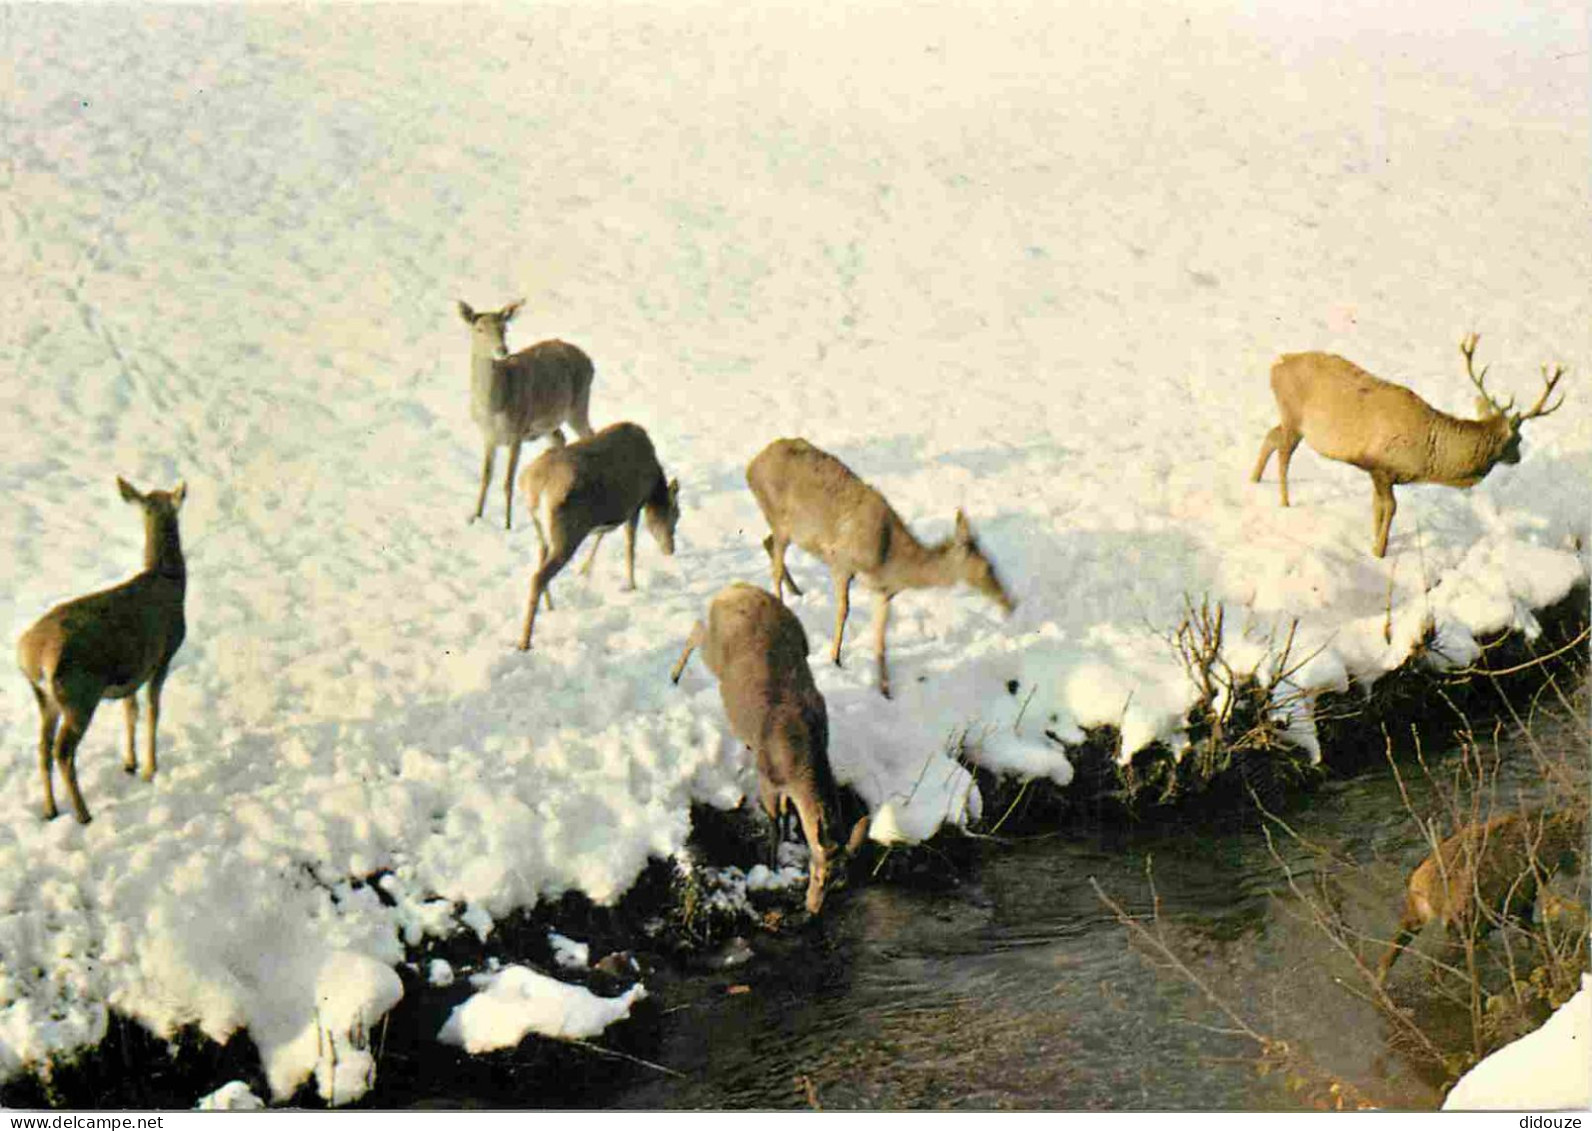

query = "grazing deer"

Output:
[[458, 299, 596, 530], [746, 438, 1015, 699], [1252, 334, 1567, 557], [1377, 808, 1585, 982], [516, 422, 680, 650], [670, 583, 871, 914], [16, 479, 188, 824]]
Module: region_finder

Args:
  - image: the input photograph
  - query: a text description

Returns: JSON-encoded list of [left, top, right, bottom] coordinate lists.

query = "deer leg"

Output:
[[669, 621, 706, 683], [122, 697, 138, 773], [758, 778, 784, 868], [872, 592, 894, 699], [530, 515, 555, 611], [520, 540, 576, 650], [765, 535, 802, 599], [1376, 913, 1421, 983], [1273, 428, 1301, 508], [502, 440, 523, 530], [31, 685, 61, 821], [623, 513, 640, 591], [1371, 472, 1396, 558], [578, 531, 606, 577], [789, 790, 832, 914], [829, 570, 853, 667], [570, 374, 595, 440], [52, 706, 97, 826], [1250, 427, 1278, 484], [142, 668, 168, 782], [473, 443, 496, 522]]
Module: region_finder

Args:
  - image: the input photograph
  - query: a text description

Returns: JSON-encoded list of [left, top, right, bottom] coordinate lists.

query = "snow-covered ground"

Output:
[[1445, 974, 1591, 1110], [1, 0, 1587, 1105]]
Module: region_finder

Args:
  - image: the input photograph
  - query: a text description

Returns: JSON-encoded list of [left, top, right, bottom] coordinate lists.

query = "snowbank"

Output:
[[0, 0, 1586, 1103], [1444, 975, 1592, 1111], [437, 967, 647, 1054]]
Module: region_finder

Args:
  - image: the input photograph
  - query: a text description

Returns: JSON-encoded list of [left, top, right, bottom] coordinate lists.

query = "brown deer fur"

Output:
[[1252, 339, 1566, 558], [746, 437, 1014, 698], [517, 422, 679, 650], [671, 583, 869, 914], [17, 479, 188, 824], [459, 299, 596, 530], [1377, 809, 1585, 982]]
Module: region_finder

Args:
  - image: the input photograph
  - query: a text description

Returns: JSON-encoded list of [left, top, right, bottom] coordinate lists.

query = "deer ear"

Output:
[[171, 481, 187, 509], [117, 477, 141, 503], [667, 478, 680, 502], [953, 509, 972, 542], [503, 299, 524, 321], [1475, 395, 1500, 419], [457, 301, 476, 324]]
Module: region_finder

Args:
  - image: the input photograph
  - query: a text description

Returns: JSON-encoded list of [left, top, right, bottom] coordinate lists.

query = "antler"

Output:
[[1460, 332, 1514, 416], [1515, 362, 1567, 423]]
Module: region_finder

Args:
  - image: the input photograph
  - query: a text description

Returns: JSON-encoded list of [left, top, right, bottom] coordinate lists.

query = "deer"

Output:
[[1251, 334, 1567, 558], [458, 299, 596, 530], [16, 478, 189, 824], [516, 422, 680, 650], [670, 583, 871, 914], [745, 437, 1015, 699], [1376, 808, 1585, 982]]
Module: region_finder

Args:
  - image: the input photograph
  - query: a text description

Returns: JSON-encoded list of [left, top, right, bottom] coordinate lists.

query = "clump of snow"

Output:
[[745, 863, 806, 893], [195, 1080, 267, 1111], [436, 967, 647, 1054], [0, 0, 1586, 1104], [1443, 974, 1591, 1110], [426, 960, 456, 988], [548, 932, 590, 971]]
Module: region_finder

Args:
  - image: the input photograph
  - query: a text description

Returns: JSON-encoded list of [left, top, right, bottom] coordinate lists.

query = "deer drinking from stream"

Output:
[[746, 438, 1015, 699], [671, 583, 870, 914], [1376, 808, 1585, 983], [458, 299, 596, 530], [17, 479, 188, 824], [1251, 334, 1567, 557], [516, 422, 680, 650]]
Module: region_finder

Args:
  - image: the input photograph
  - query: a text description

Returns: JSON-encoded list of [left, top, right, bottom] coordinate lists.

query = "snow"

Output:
[[195, 1081, 267, 1112], [548, 932, 590, 971], [437, 967, 647, 1054], [1444, 974, 1592, 1111], [1, 0, 1587, 1106]]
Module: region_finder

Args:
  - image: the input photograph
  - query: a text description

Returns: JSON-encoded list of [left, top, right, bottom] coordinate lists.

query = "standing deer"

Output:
[[1376, 808, 1585, 982], [746, 438, 1015, 699], [670, 583, 871, 914], [1251, 334, 1567, 557], [16, 478, 188, 824], [458, 299, 596, 529], [516, 422, 680, 650]]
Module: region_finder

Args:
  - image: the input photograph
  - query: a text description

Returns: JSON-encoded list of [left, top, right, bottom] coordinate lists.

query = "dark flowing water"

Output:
[[606, 726, 1579, 1111]]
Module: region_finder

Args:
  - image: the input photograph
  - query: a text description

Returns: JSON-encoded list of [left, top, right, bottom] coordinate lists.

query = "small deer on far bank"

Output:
[[1376, 808, 1585, 982], [16, 478, 189, 824], [516, 422, 680, 650], [1251, 334, 1567, 558], [746, 437, 1015, 699], [458, 299, 596, 530], [671, 583, 870, 914]]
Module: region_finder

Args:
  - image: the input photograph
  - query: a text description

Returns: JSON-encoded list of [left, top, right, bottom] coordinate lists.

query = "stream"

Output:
[[604, 722, 1578, 1110]]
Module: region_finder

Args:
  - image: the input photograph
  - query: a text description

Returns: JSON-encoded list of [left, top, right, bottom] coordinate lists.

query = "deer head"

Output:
[[948, 509, 1016, 614], [457, 298, 525, 360], [1461, 333, 1567, 465]]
